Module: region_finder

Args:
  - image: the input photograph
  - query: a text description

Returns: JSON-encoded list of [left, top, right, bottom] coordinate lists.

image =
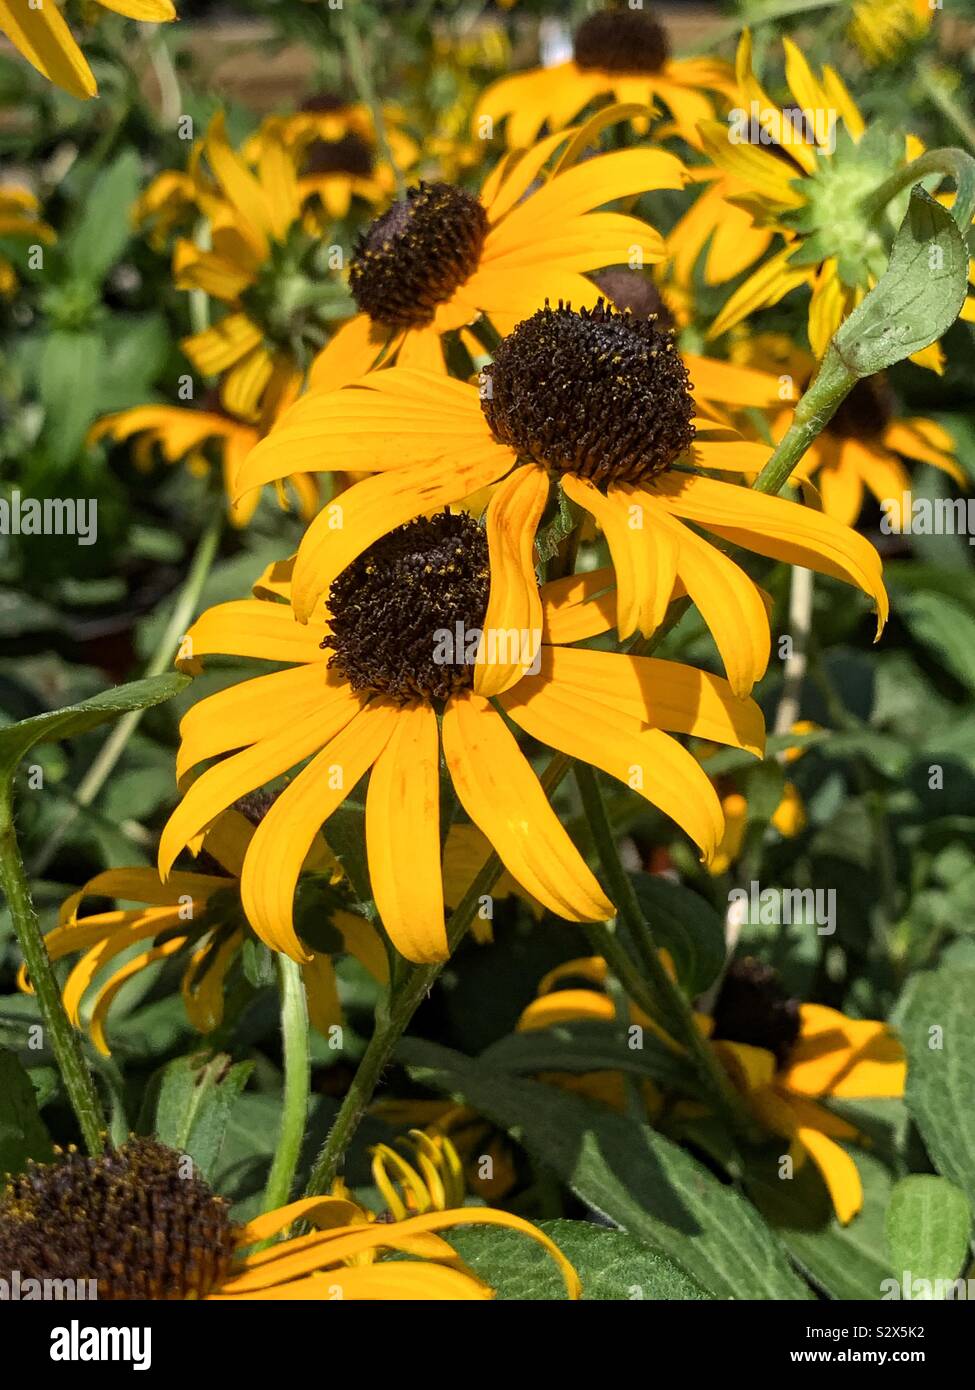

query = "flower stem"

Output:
[[752, 348, 855, 496], [32, 507, 223, 876], [858, 146, 975, 232], [263, 956, 311, 1213], [0, 782, 106, 1155], [304, 752, 572, 1196], [339, 13, 406, 198], [918, 64, 975, 159], [573, 763, 760, 1142]]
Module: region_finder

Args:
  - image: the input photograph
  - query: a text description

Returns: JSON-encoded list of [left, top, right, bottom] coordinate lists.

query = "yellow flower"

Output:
[[474, 4, 736, 150], [709, 958, 905, 1224], [371, 1100, 520, 1199], [22, 808, 385, 1055], [0, 0, 175, 99], [88, 397, 319, 528], [239, 302, 887, 700], [847, 0, 932, 66], [171, 114, 353, 423], [0, 1136, 579, 1300], [699, 32, 946, 370], [709, 784, 806, 877], [0, 185, 54, 295], [245, 100, 419, 223], [302, 123, 685, 382], [159, 513, 766, 964], [731, 335, 966, 526]]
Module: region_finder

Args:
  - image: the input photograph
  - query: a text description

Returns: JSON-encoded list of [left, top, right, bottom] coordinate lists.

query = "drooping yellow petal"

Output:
[[474, 463, 548, 697], [442, 692, 613, 922], [0, 0, 96, 98], [540, 567, 616, 644], [500, 678, 724, 865], [650, 472, 889, 636], [239, 701, 399, 959], [290, 448, 514, 624], [796, 1125, 863, 1225], [365, 702, 446, 963]]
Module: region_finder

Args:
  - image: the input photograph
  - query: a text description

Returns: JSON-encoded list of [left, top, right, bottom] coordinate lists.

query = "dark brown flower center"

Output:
[[305, 132, 375, 179], [574, 7, 671, 75], [709, 957, 800, 1068], [0, 1138, 236, 1300], [828, 374, 895, 441], [349, 182, 488, 330], [481, 301, 695, 486], [322, 512, 491, 704]]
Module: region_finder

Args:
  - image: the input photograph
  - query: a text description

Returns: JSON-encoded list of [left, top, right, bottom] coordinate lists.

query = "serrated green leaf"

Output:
[[0, 674, 189, 781], [899, 968, 975, 1207], [0, 1049, 54, 1176], [830, 188, 968, 376], [447, 1218, 710, 1300], [400, 1039, 811, 1300], [153, 1051, 254, 1182], [886, 1175, 972, 1292]]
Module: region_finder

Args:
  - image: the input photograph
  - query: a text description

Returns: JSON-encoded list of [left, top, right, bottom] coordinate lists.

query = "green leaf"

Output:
[[898, 592, 975, 690], [886, 1175, 972, 1292], [899, 967, 975, 1207], [446, 1218, 710, 1300], [38, 329, 100, 467], [750, 1149, 896, 1301], [400, 1039, 811, 1300], [830, 187, 968, 376], [64, 151, 141, 285], [0, 1049, 54, 1175], [479, 1020, 697, 1091], [629, 873, 725, 996], [152, 1051, 254, 1182], [0, 673, 189, 781]]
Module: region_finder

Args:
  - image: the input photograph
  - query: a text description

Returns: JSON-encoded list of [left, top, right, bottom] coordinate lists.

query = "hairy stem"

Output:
[[263, 956, 311, 1213]]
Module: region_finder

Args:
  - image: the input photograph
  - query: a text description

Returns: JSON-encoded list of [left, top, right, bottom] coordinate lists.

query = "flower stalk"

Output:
[[262, 955, 311, 1213]]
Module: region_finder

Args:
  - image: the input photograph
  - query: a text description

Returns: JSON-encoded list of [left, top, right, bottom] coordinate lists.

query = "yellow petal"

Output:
[[0, 0, 96, 98], [442, 692, 613, 922], [474, 463, 548, 697], [365, 702, 446, 963]]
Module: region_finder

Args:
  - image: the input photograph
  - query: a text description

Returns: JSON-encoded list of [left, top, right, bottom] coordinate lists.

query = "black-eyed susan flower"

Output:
[[0, 1137, 579, 1300], [238, 302, 888, 700], [708, 957, 905, 1224], [699, 33, 946, 370], [245, 99, 418, 223], [0, 0, 175, 100], [371, 1099, 519, 1200], [88, 395, 319, 528], [23, 807, 385, 1055], [172, 115, 355, 421], [0, 185, 54, 296], [473, 3, 735, 150], [304, 127, 685, 381], [731, 334, 966, 527], [159, 512, 767, 964]]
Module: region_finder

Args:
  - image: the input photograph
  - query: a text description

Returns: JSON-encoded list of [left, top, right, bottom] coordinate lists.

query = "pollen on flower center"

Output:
[[828, 374, 895, 440], [322, 512, 490, 704], [0, 1137, 237, 1300], [481, 301, 695, 485], [573, 7, 671, 75], [349, 182, 488, 329], [710, 956, 800, 1068]]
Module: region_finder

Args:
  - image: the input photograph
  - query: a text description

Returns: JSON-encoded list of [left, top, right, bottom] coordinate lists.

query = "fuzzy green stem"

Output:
[[263, 956, 311, 1212], [0, 782, 106, 1154], [858, 147, 975, 232], [573, 763, 760, 1141], [32, 507, 223, 876]]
